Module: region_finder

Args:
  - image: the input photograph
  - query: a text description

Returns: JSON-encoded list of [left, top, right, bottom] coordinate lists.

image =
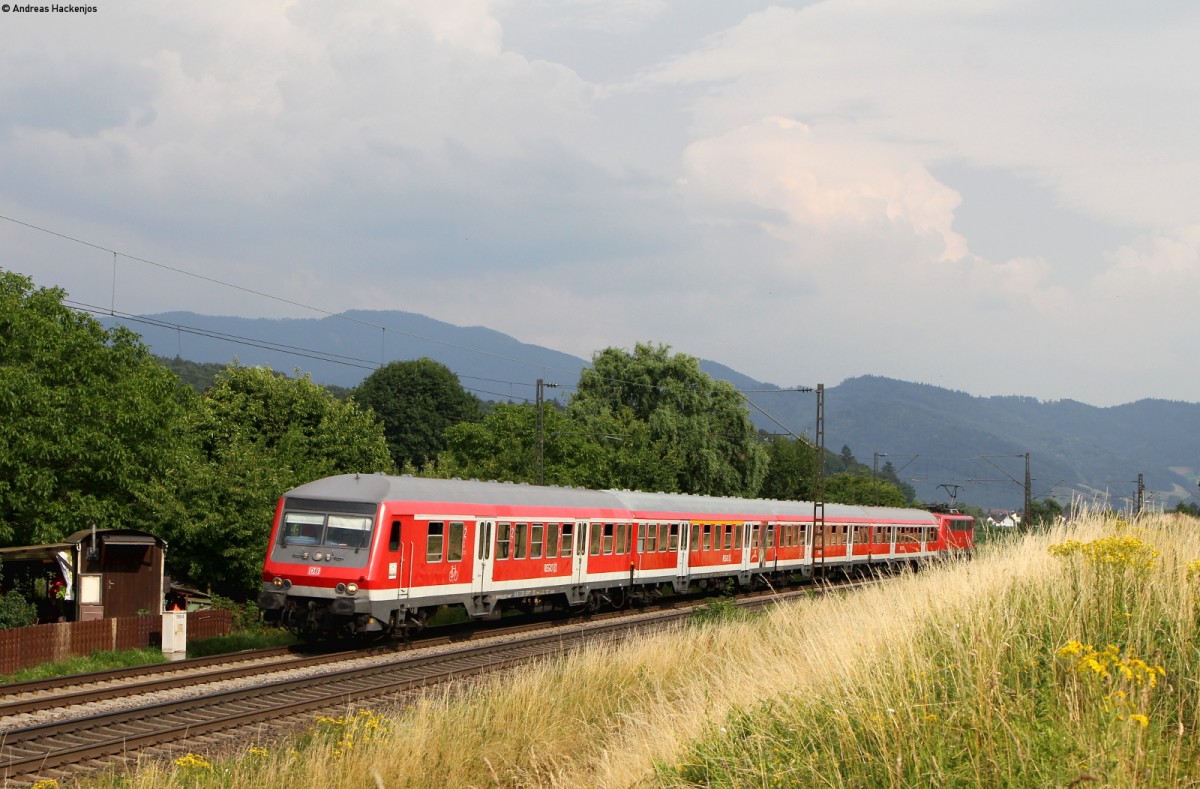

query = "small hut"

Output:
[[0, 529, 167, 622]]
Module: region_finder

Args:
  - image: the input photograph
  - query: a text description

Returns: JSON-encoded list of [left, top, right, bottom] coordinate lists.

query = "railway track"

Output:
[[0, 576, 873, 785]]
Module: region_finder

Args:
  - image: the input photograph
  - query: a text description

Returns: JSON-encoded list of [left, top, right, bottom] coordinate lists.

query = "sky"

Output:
[[2, 0, 1198, 408]]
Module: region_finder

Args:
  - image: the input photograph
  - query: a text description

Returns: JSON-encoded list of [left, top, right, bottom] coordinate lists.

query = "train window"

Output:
[[531, 524, 544, 559], [721, 525, 731, 550], [562, 523, 574, 555], [767, 524, 776, 548], [658, 523, 669, 552], [325, 515, 372, 549], [643, 525, 657, 553], [602, 524, 615, 555], [515, 523, 529, 560], [701, 524, 711, 551], [448, 522, 464, 562], [546, 524, 559, 558], [280, 513, 323, 547], [427, 522, 444, 562], [616, 523, 627, 555], [497, 523, 512, 559], [668, 524, 679, 551], [389, 521, 401, 552], [589, 524, 602, 556]]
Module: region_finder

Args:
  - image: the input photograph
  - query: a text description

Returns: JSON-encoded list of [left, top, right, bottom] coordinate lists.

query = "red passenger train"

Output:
[[257, 474, 974, 638]]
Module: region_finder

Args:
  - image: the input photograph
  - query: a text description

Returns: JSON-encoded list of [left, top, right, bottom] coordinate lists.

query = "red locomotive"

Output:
[[257, 473, 975, 638]]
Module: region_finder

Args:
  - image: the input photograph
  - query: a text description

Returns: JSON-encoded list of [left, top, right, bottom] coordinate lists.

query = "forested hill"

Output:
[[120, 311, 1200, 512], [823, 376, 1200, 511]]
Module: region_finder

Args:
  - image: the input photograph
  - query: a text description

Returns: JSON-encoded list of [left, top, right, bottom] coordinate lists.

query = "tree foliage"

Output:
[[1024, 497, 1065, 528], [354, 359, 482, 470], [0, 270, 194, 546], [167, 364, 394, 596], [437, 401, 681, 492], [567, 344, 767, 497], [824, 472, 908, 507], [0, 559, 36, 630], [758, 437, 818, 501]]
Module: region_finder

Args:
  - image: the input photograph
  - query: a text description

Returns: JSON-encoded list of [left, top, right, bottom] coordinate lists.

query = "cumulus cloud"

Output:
[[681, 116, 967, 261], [2, 0, 1199, 405]]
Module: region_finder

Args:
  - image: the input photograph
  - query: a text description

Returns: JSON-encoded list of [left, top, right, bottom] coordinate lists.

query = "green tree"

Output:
[[437, 400, 682, 492], [169, 364, 394, 596], [1174, 501, 1200, 517], [1024, 498, 1065, 528], [877, 460, 917, 504], [0, 559, 36, 630], [0, 270, 194, 546], [759, 437, 817, 501], [567, 344, 767, 497], [824, 472, 908, 506], [353, 359, 482, 470]]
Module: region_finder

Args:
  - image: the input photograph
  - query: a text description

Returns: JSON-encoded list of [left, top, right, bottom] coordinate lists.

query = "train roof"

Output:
[[285, 474, 624, 510], [284, 474, 939, 524]]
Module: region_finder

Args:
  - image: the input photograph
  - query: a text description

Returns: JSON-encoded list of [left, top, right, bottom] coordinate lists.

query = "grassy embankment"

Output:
[[0, 602, 296, 684], [76, 510, 1200, 788]]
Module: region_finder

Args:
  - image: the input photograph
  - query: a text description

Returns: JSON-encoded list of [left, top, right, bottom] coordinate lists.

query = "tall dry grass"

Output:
[[94, 510, 1200, 789]]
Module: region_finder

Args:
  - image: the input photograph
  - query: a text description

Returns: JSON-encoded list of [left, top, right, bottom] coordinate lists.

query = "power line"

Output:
[[8, 212, 816, 434]]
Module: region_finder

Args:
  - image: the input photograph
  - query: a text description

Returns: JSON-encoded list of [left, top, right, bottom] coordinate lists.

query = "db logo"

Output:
[[307, 566, 321, 576]]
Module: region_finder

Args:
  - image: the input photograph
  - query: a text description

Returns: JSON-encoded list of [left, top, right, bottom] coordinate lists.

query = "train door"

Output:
[[569, 521, 586, 586], [740, 521, 753, 574], [674, 522, 690, 583], [385, 518, 408, 601], [474, 520, 494, 598]]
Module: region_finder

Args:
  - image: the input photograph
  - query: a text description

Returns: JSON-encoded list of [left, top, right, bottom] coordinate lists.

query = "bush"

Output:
[[209, 594, 268, 634], [0, 589, 36, 630]]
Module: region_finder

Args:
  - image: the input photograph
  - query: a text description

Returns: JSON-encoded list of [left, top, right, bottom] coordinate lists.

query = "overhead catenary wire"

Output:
[[6, 211, 815, 435]]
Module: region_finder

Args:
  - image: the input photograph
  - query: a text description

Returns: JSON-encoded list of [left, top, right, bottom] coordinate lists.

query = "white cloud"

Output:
[[682, 116, 967, 261], [3, 0, 1200, 406]]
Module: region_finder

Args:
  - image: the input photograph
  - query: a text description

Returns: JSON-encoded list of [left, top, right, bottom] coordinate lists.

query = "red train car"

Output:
[[257, 474, 974, 638]]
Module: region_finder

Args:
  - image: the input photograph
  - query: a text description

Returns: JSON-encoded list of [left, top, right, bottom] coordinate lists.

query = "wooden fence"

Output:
[[0, 610, 232, 675]]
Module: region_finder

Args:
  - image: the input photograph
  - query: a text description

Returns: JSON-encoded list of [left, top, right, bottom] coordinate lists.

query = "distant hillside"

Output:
[[112, 311, 1200, 512], [823, 376, 1200, 511]]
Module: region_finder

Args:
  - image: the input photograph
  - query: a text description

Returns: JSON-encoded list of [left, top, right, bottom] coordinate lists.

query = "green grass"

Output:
[[0, 647, 168, 683], [0, 629, 299, 684], [185, 628, 299, 657], [657, 515, 1199, 788]]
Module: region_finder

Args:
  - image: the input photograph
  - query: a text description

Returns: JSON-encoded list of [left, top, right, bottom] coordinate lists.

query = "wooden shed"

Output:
[[0, 529, 167, 623]]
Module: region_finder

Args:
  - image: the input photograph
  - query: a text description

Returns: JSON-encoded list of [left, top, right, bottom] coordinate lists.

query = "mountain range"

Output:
[[105, 309, 1200, 512]]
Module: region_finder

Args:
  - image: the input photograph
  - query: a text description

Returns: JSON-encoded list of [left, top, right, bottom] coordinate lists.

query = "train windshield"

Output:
[[279, 511, 374, 550]]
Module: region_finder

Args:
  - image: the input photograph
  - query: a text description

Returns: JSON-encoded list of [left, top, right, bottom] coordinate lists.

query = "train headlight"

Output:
[[335, 583, 347, 594], [272, 577, 284, 588], [282, 579, 292, 589], [314, 551, 325, 561], [347, 582, 359, 595]]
